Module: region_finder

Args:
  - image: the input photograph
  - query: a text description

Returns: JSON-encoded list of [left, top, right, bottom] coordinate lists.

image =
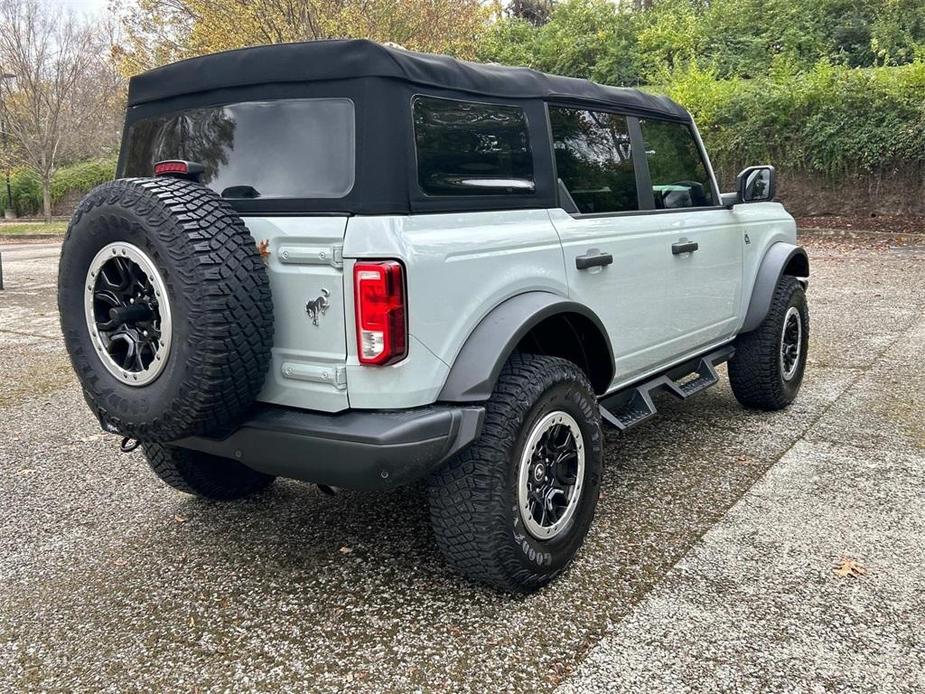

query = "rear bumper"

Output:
[[175, 404, 485, 490]]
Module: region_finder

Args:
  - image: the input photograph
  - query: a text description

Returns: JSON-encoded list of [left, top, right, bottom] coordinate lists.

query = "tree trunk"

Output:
[[41, 176, 52, 223]]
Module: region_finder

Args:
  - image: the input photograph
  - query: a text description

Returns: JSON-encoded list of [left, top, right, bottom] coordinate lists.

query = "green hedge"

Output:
[[665, 60, 925, 185], [2, 158, 117, 216], [1, 168, 41, 217]]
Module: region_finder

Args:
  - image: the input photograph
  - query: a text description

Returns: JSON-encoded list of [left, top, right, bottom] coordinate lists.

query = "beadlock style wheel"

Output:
[[58, 177, 274, 441], [84, 242, 172, 386], [517, 411, 585, 540], [428, 354, 603, 593]]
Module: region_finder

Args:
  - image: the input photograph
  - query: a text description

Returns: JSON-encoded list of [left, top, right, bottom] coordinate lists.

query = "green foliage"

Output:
[[482, 0, 925, 82], [477, 0, 925, 184], [1, 158, 116, 216], [477, 17, 539, 67], [478, 0, 643, 85], [50, 158, 117, 201], [664, 61, 925, 184], [1, 169, 41, 217]]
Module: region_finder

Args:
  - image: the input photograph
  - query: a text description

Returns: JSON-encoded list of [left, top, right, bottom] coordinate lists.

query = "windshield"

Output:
[[121, 98, 355, 200]]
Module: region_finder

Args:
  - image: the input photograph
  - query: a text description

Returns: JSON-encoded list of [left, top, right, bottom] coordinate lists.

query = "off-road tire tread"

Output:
[[60, 177, 274, 440], [143, 443, 274, 500], [729, 275, 808, 410], [428, 354, 600, 593]]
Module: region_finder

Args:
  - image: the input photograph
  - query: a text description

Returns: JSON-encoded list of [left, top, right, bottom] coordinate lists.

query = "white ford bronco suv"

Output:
[[58, 40, 809, 592]]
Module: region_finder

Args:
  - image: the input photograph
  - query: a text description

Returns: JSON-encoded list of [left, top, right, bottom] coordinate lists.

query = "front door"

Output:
[[547, 106, 742, 389], [636, 117, 742, 354]]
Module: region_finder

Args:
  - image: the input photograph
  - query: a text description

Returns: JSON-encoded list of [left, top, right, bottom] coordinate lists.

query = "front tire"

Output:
[[428, 354, 603, 593], [729, 275, 809, 410], [143, 443, 275, 500]]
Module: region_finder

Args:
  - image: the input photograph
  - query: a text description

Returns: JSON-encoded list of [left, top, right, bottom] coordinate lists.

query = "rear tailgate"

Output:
[[245, 216, 350, 413]]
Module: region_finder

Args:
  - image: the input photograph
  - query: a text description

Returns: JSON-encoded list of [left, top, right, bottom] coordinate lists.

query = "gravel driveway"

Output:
[[1, 233, 923, 692]]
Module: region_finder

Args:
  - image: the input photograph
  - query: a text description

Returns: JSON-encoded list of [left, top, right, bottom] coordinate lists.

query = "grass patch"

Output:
[[0, 355, 74, 409], [0, 222, 67, 236]]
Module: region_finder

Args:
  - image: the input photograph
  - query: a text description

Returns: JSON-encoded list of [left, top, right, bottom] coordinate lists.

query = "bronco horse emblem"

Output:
[[306, 289, 331, 326]]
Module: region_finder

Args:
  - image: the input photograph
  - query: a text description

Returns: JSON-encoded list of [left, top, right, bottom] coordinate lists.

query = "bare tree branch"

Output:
[[0, 0, 123, 220]]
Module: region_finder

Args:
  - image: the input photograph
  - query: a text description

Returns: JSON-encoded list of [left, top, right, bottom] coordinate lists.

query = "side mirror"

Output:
[[735, 165, 776, 203]]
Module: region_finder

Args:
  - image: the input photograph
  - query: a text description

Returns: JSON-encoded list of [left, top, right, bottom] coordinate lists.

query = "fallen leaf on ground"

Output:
[[174, 514, 188, 524], [833, 558, 866, 578], [339, 546, 353, 554], [18, 469, 36, 475]]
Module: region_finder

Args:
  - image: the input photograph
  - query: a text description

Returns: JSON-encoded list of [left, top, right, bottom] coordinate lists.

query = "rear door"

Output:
[[548, 106, 676, 386], [548, 107, 742, 388]]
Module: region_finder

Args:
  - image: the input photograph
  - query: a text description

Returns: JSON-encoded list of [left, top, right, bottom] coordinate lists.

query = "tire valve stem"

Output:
[[120, 437, 140, 453]]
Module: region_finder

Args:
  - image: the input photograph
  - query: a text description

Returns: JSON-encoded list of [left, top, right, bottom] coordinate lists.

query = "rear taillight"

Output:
[[354, 260, 407, 366]]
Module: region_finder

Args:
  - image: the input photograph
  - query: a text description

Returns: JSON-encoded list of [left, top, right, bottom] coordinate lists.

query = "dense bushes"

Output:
[[479, 0, 925, 203], [664, 60, 925, 185], [480, 0, 925, 81], [0, 168, 40, 217], [1, 158, 116, 217]]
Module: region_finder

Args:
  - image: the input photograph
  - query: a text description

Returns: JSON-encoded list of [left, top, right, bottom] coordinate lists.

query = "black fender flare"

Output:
[[741, 242, 809, 333], [438, 292, 614, 402]]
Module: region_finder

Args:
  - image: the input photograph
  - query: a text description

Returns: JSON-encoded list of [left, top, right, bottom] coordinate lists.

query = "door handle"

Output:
[[672, 240, 699, 255], [576, 251, 613, 270]]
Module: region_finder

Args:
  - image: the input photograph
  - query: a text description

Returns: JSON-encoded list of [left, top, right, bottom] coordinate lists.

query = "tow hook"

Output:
[[120, 436, 140, 453]]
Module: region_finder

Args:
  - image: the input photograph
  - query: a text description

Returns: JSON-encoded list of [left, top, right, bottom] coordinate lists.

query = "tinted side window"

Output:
[[123, 98, 355, 199], [549, 107, 638, 214], [412, 97, 534, 196], [639, 119, 714, 209]]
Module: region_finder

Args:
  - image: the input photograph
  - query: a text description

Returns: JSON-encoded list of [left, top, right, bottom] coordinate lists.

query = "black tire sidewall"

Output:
[[729, 275, 809, 411], [778, 281, 809, 400], [143, 443, 275, 500], [504, 371, 603, 581], [58, 179, 273, 441], [60, 202, 198, 430]]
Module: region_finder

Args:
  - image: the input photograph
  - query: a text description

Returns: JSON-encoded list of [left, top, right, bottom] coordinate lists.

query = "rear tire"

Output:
[[428, 354, 603, 593], [729, 275, 809, 410], [143, 443, 275, 500]]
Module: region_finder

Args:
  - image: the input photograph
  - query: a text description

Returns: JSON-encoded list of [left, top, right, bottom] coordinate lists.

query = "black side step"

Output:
[[599, 346, 735, 432]]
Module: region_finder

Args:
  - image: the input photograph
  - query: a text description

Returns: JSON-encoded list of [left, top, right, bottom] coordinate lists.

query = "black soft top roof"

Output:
[[127, 38, 689, 121]]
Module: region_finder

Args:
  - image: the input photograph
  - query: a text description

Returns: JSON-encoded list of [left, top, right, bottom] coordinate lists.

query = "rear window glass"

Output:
[[412, 96, 534, 196], [550, 107, 638, 214], [122, 98, 355, 199]]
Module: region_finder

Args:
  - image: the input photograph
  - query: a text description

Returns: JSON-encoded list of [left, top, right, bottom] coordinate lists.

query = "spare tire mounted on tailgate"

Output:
[[58, 177, 274, 442]]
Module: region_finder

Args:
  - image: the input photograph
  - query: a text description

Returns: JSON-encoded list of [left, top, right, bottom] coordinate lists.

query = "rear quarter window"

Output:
[[412, 96, 534, 196], [122, 98, 355, 200]]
